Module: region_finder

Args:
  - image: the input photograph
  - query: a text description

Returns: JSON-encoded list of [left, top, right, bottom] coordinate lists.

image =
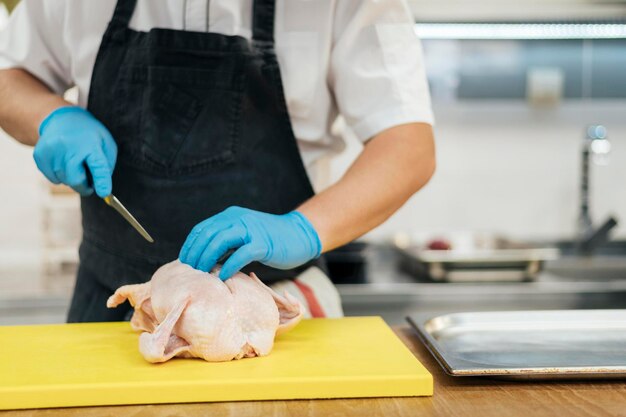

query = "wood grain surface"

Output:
[[2, 326, 625, 417]]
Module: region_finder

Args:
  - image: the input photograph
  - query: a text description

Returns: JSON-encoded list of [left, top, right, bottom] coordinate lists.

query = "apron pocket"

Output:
[[143, 84, 202, 166], [141, 65, 245, 174]]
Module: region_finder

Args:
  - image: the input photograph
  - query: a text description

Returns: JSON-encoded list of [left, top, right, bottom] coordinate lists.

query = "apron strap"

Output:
[[111, 0, 138, 27], [252, 0, 276, 43]]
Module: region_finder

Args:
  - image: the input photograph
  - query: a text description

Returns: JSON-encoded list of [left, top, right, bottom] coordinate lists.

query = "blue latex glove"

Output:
[[179, 206, 322, 280], [34, 106, 117, 197]]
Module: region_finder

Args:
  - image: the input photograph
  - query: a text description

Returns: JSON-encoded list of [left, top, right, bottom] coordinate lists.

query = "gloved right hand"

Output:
[[34, 106, 117, 197]]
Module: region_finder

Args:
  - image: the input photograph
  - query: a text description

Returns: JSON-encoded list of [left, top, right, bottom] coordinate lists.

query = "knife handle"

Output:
[[83, 162, 111, 201]]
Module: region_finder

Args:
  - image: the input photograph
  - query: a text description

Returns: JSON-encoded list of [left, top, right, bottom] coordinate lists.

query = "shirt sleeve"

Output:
[[0, 0, 72, 94], [329, 0, 434, 143]]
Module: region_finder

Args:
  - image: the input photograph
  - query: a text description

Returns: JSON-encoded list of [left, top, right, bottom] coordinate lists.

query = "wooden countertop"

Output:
[[2, 326, 626, 417]]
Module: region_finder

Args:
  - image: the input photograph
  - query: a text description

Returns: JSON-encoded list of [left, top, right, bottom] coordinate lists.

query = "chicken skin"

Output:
[[107, 260, 303, 363]]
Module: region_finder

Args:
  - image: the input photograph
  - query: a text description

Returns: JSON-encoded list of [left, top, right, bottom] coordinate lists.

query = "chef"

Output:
[[0, 0, 435, 322]]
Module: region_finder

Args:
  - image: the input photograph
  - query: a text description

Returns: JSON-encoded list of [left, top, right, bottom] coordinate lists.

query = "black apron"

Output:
[[67, 0, 322, 322]]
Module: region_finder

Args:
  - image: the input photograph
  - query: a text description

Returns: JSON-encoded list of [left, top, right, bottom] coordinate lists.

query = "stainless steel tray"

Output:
[[407, 310, 626, 379], [393, 233, 560, 282], [397, 246, 559, 282]]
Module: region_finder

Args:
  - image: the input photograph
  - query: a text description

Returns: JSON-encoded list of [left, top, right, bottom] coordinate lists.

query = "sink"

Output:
[[552, 240, 626, 257], [543, 240, 626, 281]]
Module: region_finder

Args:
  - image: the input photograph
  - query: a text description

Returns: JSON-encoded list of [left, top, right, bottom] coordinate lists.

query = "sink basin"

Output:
[[553, 240, 626, 257], [543, 240, 626, 281]]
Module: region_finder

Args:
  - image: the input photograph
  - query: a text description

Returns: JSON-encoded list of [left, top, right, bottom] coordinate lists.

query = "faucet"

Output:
[[577, 125, 617, 254]]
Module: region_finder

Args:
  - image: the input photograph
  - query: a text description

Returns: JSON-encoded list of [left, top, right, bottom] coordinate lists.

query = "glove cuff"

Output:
[[38, 106, 88, 136], [290, 211, 323, 259]]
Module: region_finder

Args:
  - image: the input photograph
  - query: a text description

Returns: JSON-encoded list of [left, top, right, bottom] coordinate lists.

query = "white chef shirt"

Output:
[[0, 0, 433, 178]]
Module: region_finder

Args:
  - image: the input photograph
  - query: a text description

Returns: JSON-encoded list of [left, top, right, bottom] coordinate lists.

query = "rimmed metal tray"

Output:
[[393, 234, 560, 282], [407, 310, 626, 380]]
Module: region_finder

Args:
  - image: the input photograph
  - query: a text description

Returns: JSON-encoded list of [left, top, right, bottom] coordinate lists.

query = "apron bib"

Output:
[[68, 0, 324, 322]]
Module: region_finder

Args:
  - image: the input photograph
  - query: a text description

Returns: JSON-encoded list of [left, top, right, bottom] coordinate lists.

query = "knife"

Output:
[[84, 164, 154, 243], [103, 194, 154, 243]]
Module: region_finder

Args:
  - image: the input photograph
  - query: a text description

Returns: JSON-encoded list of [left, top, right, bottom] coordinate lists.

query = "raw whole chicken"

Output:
[[106, 260, 303, 363]]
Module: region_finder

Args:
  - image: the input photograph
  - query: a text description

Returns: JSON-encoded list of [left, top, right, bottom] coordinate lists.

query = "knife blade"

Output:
[[103, 195, 154, 243], [83, 162, 154, 243]]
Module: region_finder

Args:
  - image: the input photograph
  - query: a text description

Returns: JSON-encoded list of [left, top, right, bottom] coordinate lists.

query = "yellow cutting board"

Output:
[[0, 317, 432, 410]]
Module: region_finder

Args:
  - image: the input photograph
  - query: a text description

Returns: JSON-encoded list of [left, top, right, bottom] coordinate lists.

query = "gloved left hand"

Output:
[[179, 206, 322, 280]]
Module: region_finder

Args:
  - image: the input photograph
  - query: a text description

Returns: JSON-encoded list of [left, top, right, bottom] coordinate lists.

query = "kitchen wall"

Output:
[[0, 135, 43, 263], [347, 34, 626, 243], [0, 132, 46, 298], [326, 99, 626, 243]]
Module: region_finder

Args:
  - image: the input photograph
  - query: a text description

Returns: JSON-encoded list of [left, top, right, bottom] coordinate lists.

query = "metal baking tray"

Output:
[[407, 310, 626, 379], [394, 234, 559, 282], [397, 246, 559, 282]]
